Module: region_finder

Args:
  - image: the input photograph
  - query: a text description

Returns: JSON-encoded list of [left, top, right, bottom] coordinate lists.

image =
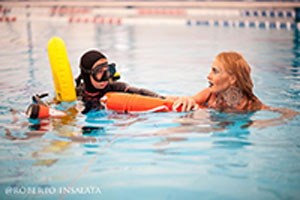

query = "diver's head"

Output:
[[80, 50, 110, 92]]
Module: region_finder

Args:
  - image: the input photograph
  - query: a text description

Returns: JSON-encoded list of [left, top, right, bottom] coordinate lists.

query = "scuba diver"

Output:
[[75, 50, 165, 113]]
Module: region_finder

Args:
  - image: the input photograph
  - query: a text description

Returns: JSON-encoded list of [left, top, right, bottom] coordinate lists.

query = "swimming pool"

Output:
[[1, 2, 300, 200]]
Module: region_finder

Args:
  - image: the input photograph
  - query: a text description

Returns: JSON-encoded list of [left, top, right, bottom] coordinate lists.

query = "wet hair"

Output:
[[76, 50, 107, 93], [216, 51, 262, 110]]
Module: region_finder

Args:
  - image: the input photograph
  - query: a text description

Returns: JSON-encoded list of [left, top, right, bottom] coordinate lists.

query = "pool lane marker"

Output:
[[0, 6, 16, 22], [0, 16, 17, 22], [138, 8, 186, 16], [242, 9, 295, 18], [2, 8, 297, 31], [66, 15, 297, 30], [68, 16, 122, 24], [50, 6, 91, 15], [186, 19, 298, 30]]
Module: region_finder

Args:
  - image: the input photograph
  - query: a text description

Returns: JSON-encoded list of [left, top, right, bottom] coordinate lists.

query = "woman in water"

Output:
[[76, 50, 164, 113], [170, 51, 298, 125]]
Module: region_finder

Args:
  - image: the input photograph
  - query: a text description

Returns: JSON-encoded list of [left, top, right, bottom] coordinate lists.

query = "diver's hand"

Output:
[[172, 96, 198, 112]]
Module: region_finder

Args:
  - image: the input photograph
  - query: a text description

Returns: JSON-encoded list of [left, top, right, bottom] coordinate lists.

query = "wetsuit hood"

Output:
[[80, 50, 107, 93]]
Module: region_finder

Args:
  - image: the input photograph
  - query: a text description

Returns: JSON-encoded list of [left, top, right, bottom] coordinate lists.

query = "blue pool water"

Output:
[[1, 16, 300, 200]]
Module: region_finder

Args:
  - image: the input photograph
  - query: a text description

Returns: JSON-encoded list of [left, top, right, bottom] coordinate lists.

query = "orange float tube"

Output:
[[101, 92, 183, 113]]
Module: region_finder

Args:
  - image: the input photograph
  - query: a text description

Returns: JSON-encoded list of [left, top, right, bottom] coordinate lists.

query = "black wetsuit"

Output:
[[76, 81, 165, 113]]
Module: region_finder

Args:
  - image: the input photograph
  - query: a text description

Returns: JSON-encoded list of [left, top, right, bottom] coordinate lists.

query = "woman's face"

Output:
[[207, 58, 235, 94], [90, 59, 109, 89]]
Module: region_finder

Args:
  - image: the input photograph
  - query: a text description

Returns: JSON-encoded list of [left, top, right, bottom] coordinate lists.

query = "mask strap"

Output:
[[75, 74, 82, 87], [80, 66, 92, 74]]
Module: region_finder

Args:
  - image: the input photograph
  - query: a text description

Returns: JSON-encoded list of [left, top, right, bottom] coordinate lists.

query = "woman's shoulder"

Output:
[[193, 88, 213, 105], [247, 97, 266, 111]]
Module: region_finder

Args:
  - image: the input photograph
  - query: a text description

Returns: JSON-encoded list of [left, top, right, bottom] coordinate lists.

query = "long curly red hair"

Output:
[[216, 52, 262, 110]]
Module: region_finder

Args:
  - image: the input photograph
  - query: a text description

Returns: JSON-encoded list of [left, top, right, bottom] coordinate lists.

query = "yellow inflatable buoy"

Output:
[[47, 37, 76, 102]]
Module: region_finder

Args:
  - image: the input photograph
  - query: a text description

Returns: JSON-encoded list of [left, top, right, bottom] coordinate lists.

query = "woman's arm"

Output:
[[169, 88, 212, 112], [266, 106, 299, 121], [245, 106, 299, 129], [193, 88, 212, 105]]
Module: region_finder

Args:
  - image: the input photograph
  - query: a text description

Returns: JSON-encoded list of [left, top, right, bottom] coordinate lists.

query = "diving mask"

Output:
[[81, 62, 117, 82]]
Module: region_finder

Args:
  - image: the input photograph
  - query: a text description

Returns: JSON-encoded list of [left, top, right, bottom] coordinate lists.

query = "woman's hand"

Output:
[[172, 96, 199, 112], [165, 96, 179, 101]]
